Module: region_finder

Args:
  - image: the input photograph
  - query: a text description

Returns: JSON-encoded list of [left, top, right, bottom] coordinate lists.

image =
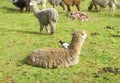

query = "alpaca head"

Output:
[[62, 42, 70, 49], [73, 30, 87, 41], [29, 0, 37, 6]]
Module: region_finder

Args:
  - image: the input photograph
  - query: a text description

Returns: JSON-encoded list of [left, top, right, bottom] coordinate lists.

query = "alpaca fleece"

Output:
[[30, 1, 58, 34], [62, 0, 84, 12], [48, 0, 65, 11], [49, 0, 62, 5], [36, 8, 58, 26], [26, 30, 87, 68]]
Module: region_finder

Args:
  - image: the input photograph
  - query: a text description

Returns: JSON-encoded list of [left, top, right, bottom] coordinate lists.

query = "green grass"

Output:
[[0, 0, 120, 83]]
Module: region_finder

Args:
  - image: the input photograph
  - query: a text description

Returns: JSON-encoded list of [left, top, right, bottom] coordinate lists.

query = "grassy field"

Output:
[[0, 0, 120, 83]]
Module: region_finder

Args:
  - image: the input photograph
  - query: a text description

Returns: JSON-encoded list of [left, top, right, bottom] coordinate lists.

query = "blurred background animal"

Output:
[[59, 40, 70, 49], [31, 0, 46, 9], [48, 0, 66, 11], [9, 0, 30, 12], [62, 0, 84, 12], [88, 0, 120, 12]]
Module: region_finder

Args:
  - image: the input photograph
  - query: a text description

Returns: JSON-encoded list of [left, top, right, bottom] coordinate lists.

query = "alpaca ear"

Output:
[[59, 40, 63, 44]]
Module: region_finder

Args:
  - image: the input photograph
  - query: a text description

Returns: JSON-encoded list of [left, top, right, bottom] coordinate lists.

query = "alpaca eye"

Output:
[[81, 34, 84, 36]]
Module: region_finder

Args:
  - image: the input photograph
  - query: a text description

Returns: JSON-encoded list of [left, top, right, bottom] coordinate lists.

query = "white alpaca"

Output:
[[31, 0, 46, 9], [30, 1, 58, 34], [26, 30, 87, 68]]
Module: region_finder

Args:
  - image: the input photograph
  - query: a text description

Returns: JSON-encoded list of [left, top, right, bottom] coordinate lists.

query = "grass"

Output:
[[0, 0, 120, 83]]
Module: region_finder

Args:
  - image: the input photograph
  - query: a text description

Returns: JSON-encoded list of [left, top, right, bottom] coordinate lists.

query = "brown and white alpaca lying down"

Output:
[[26, 30, 87, 68]]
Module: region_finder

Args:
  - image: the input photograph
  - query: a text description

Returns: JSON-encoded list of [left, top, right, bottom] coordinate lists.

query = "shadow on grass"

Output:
[[114, 14, 120, 18], [17, 59, 27, 67], [0, 28, 40, 35], [0, 28, 52, 35], [0, 6, 27, 13], [0, 6, 17, 13]]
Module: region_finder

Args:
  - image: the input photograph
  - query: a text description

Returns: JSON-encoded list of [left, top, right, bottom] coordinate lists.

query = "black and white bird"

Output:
[[59, 40, 70, 49]]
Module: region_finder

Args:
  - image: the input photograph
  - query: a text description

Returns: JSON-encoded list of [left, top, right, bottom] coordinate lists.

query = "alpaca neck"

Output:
[[31, 4, 40, 16], [69, 36, 84, 56]]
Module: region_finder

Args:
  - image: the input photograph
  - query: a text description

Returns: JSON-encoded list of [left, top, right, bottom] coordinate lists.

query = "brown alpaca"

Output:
[[26, 30, 87, 68], [62, 0, 84, 12]]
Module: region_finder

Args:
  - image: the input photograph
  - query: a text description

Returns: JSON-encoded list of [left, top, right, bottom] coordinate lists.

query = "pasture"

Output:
[[0, 0, 120, 83]]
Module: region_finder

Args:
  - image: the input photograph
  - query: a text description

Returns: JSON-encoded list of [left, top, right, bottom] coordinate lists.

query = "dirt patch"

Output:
[[98, 67, 120, 74], [112, 34, 120, 37], [105, 25, 115, 30], [91, 32, 100, 36], [92, 67, 120, 79]]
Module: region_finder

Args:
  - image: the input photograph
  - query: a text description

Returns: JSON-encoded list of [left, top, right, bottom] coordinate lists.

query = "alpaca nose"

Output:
[[29, 2, 32, 6], [84, 34, 87, 39]]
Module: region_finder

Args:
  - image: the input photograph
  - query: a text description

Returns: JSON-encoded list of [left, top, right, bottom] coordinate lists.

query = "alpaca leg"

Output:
[[67, 5, 71, 12], [75, 4, 80, 11], [50, 22, 56, 35], [111, 4, 116, 12], [15, 7, 19, 12], [88, 0, 98, 11], [42, 0, 46, 9], [42, 4, 46, 9], [100, 6, 104, 12], [60, 1, 66, 11], [20, 7, 24, 12], [53, 4, 56, 8], [25, 6, 30, 12], [94, 4, 98, 11], [109, 1, 116, 12], [88, 0, 94, 11], [40, 24, 44, 34], [26, 4, 30, 12], [25, 0, 30, 12], [100, 6, 102, 12], [45, 25, 50, 34]]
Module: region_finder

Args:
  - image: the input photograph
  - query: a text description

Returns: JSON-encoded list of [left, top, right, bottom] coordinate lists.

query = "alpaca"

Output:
[[26, 30, 87, 68], [31, 0, 46, 9], [88, 0, 120, 12], [9, 0, 30, 12], [59, 40, 70, 49], [62, 0, 84, 12], [48, 0, 66, 11], [30, 1, 58, 34]]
